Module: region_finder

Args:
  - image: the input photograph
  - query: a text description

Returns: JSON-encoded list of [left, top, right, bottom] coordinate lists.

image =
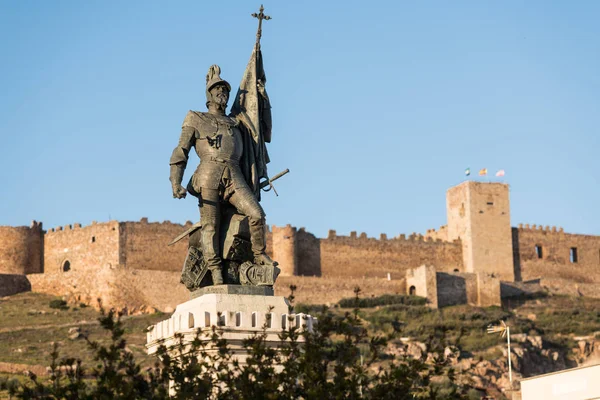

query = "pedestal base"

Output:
[[146, 292, 315, 362]]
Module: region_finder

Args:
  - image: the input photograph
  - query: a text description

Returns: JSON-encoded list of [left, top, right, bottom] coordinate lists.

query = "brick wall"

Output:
[[513, 225, 600, 283]]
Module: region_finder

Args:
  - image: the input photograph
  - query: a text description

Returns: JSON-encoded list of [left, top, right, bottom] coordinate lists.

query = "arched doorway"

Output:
[[62, 260, 71, 272], [409, 285, 416, 296]]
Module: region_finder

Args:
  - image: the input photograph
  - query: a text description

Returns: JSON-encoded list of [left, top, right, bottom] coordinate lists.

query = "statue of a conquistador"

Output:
[[169, 6, 284, 291]]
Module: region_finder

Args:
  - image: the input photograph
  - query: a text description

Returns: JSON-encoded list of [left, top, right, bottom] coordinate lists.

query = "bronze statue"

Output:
[[169, 6, 285, 292]]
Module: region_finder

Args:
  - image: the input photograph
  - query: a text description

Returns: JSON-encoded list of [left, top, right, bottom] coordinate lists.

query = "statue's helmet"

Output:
[[205, 64, 231, 98]]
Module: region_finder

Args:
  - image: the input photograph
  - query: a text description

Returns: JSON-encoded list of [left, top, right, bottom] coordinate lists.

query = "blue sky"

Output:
[[1, 1, 598, 238]]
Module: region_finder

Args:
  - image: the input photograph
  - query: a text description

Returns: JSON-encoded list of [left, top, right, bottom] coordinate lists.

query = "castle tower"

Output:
[[446, 182, 514, 281], [0, 221, 44, 275], [271, 225, 297, 276]]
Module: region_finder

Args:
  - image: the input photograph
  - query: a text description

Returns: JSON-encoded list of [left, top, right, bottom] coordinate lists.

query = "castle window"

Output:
[[91, 236, 96, 243], [535, 245, 543, 259], [570, 247, 578, 263], [409, 285, 416, 296], [487, 202, 494, 206], [62, 260, 71, 272]]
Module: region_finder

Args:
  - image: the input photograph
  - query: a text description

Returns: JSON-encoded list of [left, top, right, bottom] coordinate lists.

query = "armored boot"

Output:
[[250, 219, 278, 267]]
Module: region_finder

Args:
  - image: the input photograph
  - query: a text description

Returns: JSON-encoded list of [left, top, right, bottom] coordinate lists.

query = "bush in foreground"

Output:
[[12, 287, 473, 399]]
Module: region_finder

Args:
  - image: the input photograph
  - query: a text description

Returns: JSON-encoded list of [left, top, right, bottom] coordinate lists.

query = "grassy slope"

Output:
[[303, 294, 600, 354], [0, 292, 165, 368]]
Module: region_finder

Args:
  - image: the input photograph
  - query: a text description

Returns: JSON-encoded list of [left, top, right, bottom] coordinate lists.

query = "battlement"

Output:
[[133, 217, 194, 227], [325, 229, 459, 245], [516, 224, 564, 233], [46, 220, 120, 234]]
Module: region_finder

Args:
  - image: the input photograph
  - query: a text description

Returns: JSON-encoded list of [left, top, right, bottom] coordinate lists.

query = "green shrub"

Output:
[[338, 294, 426, 308], [48, 299, 69, 310], [294, 303, 328, 315]]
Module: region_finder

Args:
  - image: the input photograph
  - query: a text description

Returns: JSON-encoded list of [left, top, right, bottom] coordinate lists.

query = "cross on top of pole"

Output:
[[252, 4, 271, 44]]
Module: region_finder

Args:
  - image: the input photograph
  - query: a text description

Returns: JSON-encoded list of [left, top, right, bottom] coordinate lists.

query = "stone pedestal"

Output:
[[146, 290, 315, 366]]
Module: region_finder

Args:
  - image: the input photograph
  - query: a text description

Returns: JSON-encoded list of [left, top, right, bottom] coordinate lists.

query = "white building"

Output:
[[521, 363, 600, 400]]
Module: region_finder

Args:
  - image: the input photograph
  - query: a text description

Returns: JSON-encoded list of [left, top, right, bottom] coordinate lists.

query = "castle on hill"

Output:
[[1, 182, 599, 309]]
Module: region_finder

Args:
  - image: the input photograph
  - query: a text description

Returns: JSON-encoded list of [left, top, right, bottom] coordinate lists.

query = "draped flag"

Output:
[[496, 169, 505, 177], [479, 168, 488, 176], [230, 9, 273, 200]]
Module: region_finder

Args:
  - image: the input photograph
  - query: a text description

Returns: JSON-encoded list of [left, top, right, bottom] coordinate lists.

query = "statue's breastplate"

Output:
[[195, 116, 243, 162]]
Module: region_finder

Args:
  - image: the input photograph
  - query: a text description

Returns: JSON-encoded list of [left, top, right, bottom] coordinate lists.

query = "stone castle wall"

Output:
[[0, 222, 43, 275], [0, 274, 32, 297], [447, 182, 514, 281], [44, 221, 120, 274], [406, 265, 438, 307], [436, 272, 471, 307], [513, 224, 600, 283], [271, 225, 297, 276], [296, 228, 321, 276], [120, 218, 190, 271], [320, 230, 463, 279]]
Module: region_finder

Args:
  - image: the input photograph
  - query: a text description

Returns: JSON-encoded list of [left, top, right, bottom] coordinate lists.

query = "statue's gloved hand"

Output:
[[172, 184, 187, 199]]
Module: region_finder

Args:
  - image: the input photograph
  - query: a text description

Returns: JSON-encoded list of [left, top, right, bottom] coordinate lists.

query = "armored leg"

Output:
[[199, 188, 224, 285], [228, 186, 278, 266]]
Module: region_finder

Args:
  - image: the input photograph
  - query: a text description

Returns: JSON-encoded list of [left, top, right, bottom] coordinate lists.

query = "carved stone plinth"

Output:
[[146, 293, 315, 366]]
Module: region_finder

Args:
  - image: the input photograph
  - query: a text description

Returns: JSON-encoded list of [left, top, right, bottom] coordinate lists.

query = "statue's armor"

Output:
[[170, 111, 246, 197]]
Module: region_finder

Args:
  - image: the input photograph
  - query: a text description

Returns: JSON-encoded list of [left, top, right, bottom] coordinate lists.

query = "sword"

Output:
[[168, 168, 290, 246], [260, 168, 289, 196]]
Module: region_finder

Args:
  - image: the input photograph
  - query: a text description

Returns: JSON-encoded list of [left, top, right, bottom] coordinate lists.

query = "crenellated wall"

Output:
[[320, 230, 463, 279], [44, 220, 121, 274], [120, 218, 191, 271], [513, 224, 600, 283], [424, 225, 449, 242], [0, 221, 43, 275]]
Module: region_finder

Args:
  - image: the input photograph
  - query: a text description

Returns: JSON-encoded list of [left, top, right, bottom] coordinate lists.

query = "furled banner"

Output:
[[231, 42, 272, 200]]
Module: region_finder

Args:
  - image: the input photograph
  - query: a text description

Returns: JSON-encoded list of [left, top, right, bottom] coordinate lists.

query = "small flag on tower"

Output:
[[479, 168, 488, 176], [465, 168, 471, 176], [496, 169, 505, 177]]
